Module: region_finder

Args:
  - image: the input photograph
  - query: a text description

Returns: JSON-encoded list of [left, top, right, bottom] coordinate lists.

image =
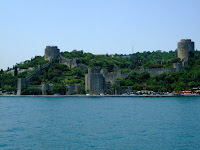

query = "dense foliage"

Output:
[[61, 49, 177, 72], [29, 62, 85, 86], [17, 56, 48, 69], [21, 87, 42, 95], [119, 52, 200, 92]]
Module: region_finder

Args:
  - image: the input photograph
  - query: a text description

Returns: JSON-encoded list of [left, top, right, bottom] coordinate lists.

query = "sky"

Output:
[[0, 0, 200, 70]]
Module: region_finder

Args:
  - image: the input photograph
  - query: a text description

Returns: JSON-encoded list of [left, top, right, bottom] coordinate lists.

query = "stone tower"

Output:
[[85, 68, 104, 95], [45, 46, 60, 60], [178, 39, 194, 62]]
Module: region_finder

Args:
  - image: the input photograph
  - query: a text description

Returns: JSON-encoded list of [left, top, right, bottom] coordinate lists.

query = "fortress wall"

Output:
[[133, 68, 177, 76], [60, 56, 72, 68], [101, 69, 131, 83], [71, 58, 79, 68], [103, 73, 118, 83], [85, 73, 104, 94], [121, 73, 131, 79], [75, 85, 84, 94], [26, 66, 41, 84], [26, 60, 53, 84], [60, 56, 88, 70], [100, 69, 108, 76], [28, 85, 42, 90], [17, 59, 54, 95], [104, 82, 111, 90], [118, 86, 132, 95], [173, 63, 182, 71], [76, 64, 88, 71], [67, 84, 76, 95]]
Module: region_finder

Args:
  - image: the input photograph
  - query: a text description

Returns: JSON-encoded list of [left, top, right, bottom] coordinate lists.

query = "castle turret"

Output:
[[178, 39, 194, 62], [85, 68, 104, 95], [45, 46, 60, 61]]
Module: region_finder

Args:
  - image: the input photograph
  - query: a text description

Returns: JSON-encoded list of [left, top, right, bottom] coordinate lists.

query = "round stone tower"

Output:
[[44, 46, 60, 60], [178, 39, 194, 61]]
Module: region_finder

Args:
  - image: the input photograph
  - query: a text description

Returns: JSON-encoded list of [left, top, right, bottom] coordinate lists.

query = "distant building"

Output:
[[85, 68, 131, 95], [85, 68, 104, 95], [178, 39, 194, 66], [44, 46, 60, 60], [17, 39, 197, 95]]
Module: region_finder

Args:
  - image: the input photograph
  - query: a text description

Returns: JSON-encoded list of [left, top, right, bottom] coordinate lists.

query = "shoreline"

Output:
[[1, 94, 200, 97]]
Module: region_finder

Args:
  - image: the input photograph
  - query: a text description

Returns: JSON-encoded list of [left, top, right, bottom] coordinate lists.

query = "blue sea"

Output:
[[0, 96, 200, 150]]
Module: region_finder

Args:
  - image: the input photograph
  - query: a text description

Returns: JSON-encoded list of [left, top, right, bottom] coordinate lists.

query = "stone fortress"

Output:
[[44, 46, 60, 61], [17, 59, 54, 95], [17, 39, 195, 95], [44, 46, 87, 69], [85, 39, 195, 94], [17, 46, 86, 95], [178, 39, 195, 66], [85, 68, 131, 95]]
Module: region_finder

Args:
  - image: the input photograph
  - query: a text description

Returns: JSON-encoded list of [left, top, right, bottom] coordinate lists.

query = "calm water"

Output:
[[0, 96, 200, 150]]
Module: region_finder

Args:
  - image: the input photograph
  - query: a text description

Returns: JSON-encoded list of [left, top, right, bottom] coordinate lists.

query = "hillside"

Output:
[[0, 49, 200, 95]]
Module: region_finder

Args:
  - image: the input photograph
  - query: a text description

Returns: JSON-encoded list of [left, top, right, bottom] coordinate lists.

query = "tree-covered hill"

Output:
[[0, 49, 199, 94], [61, 49, 177, 72], [119, 51, 200, 92]]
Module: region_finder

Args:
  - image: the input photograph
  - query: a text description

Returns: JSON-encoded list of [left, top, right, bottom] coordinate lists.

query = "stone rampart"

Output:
[[25, 65, 42, 85], [60, 56, 77, 68], [67, 84, 84, 95], [60, 56, 88, 70], [76, 64, 88, 70], [132, 68, 177, 76], [100, 69, 130, 83], [28, 85, 42, 90], [85, 64, 182, 95], [17, 59, 54, 95]]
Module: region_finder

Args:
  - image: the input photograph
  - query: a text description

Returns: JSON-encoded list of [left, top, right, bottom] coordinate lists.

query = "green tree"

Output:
[[139, 72, 150, 81], [53, 84, 67, 95], [112, 83, 120, 95], [21, 88, 42, 95], [14, 66, 18, 76]]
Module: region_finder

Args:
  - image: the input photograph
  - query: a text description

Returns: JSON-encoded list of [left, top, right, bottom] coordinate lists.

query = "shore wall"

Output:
[[101, 69, 130, 83]]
